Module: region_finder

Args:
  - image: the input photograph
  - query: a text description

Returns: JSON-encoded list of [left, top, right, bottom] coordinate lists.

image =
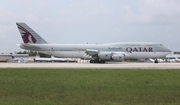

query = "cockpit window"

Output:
[[160, 44, 163, 46]]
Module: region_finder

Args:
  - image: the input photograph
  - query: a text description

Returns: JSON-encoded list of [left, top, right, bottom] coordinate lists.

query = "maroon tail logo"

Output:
[[17, 24, 37, 43]]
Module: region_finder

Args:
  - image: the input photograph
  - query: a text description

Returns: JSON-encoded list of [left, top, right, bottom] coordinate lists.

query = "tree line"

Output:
[[16, 50, 51, 57]]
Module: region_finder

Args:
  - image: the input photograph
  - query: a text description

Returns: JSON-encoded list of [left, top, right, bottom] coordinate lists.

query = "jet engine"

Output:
[[112, 54, 124, 62], [98, 52, 112, 60], [98, 52, 125, 62]]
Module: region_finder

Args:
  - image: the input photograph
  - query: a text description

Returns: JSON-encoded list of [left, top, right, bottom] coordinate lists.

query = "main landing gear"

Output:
[[90, 60, 106, 63], [154, 59, 158, 63]]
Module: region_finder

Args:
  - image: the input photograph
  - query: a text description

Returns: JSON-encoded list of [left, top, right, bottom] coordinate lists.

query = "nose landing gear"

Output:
[[155, 59, 158, 63]]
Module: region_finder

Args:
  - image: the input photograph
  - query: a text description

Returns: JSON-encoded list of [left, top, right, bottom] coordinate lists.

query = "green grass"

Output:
[[0, 69, 180, 105]]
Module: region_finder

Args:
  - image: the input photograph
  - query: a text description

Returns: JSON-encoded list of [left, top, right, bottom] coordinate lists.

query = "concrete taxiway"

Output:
[[0, 62, 180, 69]]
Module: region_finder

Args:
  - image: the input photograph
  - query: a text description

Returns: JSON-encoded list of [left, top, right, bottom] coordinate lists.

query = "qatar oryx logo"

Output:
[[17, 24, 36, 43]]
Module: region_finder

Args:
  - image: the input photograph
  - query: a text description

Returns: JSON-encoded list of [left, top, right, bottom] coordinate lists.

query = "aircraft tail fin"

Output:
[[16, 22, 48, 44], [51, 55, 55, 58], [11, 55, 15, 60], [175, 57, 180, 61]]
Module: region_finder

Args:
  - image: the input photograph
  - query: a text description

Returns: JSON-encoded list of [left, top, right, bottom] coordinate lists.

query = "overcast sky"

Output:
[[1, 0, 180, 53]]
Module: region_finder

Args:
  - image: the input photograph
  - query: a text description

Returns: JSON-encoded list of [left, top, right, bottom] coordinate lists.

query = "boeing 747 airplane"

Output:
[[16, 22, 171, 63]]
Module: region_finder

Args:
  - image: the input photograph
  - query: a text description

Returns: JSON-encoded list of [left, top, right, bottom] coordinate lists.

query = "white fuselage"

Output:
[[20, 42, 171, 59]]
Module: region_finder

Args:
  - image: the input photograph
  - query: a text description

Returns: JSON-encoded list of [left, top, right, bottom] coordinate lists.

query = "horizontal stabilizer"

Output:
[[20, 43, 42, 50]]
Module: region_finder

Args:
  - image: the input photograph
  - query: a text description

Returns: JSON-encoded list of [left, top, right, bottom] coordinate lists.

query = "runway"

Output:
[[0, 62, 180, 69]]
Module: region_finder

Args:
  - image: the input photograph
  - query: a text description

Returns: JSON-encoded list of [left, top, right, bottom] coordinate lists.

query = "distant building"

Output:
[[174, 52, 180, 54], [0, 54, 12, 62]]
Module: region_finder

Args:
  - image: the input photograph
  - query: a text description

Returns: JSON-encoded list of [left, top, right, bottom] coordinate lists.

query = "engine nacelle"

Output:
[[112, 54, 125, 62], [98, 52, 112, 60], [98, 52, 125, 62]]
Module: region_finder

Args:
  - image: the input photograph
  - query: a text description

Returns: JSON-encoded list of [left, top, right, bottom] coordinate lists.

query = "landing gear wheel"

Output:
[[155, 59, 158, 63], [90, 60, 106, 63], [98, 61, 105, 63], [90, 60, 94, 63]]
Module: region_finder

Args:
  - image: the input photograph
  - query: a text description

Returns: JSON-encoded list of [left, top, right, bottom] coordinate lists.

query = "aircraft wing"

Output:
[[85, 49, 130, 57], [75, 48, 130, 57], [85, 49, 99, 56], [74, 48, 99, 57]]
